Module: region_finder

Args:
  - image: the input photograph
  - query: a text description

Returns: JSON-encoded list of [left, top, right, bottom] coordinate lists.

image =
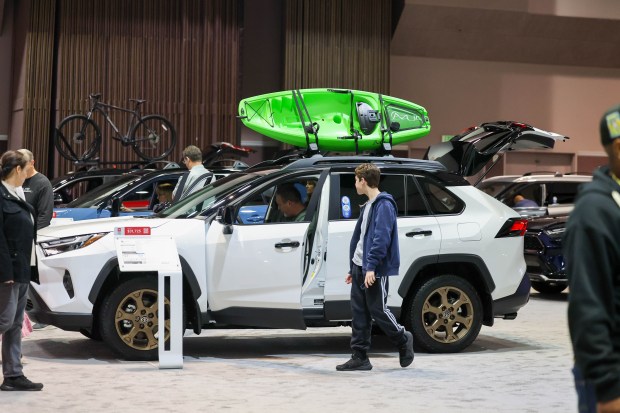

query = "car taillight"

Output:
[[495, 218, 528, 238]]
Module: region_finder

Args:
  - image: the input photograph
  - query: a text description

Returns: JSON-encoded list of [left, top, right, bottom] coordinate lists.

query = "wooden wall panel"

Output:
[[21, 0, 55, 172], [283, 0, 391, 93], [23, 0, 241, 176]]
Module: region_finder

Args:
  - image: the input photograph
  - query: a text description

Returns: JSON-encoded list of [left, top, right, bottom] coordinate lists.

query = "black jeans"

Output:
[[349, 265, 406, 356], [573, 366, 597, 413]]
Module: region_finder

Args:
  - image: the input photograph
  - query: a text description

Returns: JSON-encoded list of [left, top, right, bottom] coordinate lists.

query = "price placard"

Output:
[[114, 227, 180, 272]]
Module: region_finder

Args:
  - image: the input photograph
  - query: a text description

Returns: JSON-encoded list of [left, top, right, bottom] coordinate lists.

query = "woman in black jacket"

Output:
[[0, 150, 43, 391]]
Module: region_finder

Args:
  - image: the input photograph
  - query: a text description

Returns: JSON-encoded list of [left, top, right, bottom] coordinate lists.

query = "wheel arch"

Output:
[[398, 254, 496, 326], [87, 255, 203, 334]]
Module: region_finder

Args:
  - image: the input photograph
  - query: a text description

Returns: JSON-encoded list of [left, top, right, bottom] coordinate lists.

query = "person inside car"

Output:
[[153, 183, 174, 213], [513, 194, 538, 208], [274, 183, 306, 222], [306, 180, 316, 197]]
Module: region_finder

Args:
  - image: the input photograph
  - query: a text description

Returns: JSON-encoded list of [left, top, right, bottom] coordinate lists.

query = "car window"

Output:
[[66, 174, 142, 208], [121, 177, 181, 211], [336, 173, 406, 219], [55, 177, 105, 204], [544, 182, 582, 205], [407, 176, 430, 216], [477, 181, 513, 198], [417, 176, 464, 214], [235, 175, 318, 225], [159, 171, 273, 219], [501, 183, 542, 207]]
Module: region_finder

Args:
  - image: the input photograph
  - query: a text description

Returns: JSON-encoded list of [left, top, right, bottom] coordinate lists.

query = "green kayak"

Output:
[[238, 88, 430, 152]]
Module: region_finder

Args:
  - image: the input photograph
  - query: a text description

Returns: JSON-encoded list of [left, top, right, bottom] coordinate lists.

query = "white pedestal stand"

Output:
[[114, 226, 183, 369]]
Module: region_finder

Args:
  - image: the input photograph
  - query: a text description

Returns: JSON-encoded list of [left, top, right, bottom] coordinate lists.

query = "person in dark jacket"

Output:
[[565, 104, 620, 413], [18, 149, 53, 230], [336, 163, 414, 371], [0, 150, 43, 391]]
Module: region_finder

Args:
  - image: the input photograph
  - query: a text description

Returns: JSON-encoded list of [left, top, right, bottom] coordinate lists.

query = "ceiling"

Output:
[[391, 3, 620, 69]]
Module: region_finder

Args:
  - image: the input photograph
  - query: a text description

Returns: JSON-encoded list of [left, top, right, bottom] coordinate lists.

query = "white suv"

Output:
[[29, 121, 566, 360], [477, 172, 592, 217]]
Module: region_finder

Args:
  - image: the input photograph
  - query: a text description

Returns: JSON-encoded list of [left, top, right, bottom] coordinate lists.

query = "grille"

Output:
[[26, 299, 34, 311]]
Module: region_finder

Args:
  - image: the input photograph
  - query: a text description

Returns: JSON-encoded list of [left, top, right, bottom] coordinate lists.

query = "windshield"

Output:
[[65, 174, 142, 208], [158, 170, 274, 219]]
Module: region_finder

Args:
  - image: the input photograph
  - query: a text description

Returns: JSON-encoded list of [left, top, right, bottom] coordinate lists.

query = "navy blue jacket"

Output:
[[0, 184, 38, 284], [349, 192, 400, 277]]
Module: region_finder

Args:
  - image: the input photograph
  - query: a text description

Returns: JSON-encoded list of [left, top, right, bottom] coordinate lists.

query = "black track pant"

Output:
[[350, 265, 406, 356]]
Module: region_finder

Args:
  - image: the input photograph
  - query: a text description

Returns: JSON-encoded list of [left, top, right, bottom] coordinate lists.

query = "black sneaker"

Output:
[[0, 375, 44, 391], [336, 355, 373, 371], [399, 331, 415, 368]]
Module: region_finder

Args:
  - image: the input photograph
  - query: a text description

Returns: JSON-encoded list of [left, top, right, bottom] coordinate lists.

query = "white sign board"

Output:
[[114, 226, 181, 272]]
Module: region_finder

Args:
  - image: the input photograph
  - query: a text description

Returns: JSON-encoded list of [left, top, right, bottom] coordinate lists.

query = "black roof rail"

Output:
[[521, 171, 561, 177], [284, 155, 446, 172], [564, 171, 593, 176]]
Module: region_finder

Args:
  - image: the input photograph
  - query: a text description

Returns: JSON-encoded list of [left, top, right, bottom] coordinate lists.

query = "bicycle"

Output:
[[54, 93, 177, 162]]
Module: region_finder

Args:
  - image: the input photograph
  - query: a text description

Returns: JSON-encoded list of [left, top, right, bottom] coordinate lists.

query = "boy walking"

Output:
[[336, 163, 414, 371]]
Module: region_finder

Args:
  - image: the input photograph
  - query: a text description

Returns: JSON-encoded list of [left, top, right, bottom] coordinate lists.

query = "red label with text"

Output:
[[121, 227, 151, 236]]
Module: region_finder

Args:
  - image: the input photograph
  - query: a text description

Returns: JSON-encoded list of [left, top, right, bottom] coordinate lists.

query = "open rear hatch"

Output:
[[424, 121, 568, 177]]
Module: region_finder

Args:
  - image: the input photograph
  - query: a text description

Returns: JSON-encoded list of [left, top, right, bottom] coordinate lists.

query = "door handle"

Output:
[[275, 241, 300, 248], [406, 230, 432, 237]]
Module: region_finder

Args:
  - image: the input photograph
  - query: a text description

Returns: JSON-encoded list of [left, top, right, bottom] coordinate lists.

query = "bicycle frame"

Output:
[[85, 97, 143, 143]]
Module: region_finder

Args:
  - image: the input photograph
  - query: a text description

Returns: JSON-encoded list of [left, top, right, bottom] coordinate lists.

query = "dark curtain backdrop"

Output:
[[283, 0, 391, 93], [21, 0, 241, 176]]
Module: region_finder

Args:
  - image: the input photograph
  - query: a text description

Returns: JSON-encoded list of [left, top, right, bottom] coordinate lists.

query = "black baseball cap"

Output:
[[600, 104, 620, 146]]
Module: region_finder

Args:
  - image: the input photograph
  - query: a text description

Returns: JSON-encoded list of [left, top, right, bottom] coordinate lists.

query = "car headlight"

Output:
[[39, 233, 108, 257]]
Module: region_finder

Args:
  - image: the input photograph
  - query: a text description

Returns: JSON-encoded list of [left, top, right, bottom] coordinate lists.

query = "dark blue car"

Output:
[[523, 215, 568, 294]]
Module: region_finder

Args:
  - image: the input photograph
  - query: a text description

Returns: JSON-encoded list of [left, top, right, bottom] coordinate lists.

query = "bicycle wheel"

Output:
[[130, 115, 177, 161], [54, 114, 102, 162]]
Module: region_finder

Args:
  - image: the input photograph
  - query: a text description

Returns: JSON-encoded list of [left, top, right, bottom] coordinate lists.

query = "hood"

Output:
[[39, 216, 171, 240], [424, 121, 568, 177], [53, 208, 155, 222]]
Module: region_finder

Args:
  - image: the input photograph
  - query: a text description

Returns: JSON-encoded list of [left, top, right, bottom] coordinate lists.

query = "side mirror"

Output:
[[216, 206, 234, 234], [110, 197, 121, 217]]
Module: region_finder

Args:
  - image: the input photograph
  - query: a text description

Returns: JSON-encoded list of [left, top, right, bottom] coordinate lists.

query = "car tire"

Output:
[[531, 281, 567, 294], [99, 276, 170, 361], [79, 328, 102, 341], [406, 275, 483, 353]]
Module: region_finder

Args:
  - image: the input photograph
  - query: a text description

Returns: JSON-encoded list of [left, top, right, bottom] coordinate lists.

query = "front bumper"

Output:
[[27, 286, 92, 332], [492, 273, 531, 317]]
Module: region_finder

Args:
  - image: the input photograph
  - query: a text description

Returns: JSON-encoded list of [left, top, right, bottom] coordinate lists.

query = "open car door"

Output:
[[424, 121, 568, 177]]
